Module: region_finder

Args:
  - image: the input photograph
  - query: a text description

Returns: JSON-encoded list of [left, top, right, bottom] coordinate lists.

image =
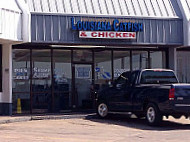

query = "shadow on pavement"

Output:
[[85, 114, 190, 131]]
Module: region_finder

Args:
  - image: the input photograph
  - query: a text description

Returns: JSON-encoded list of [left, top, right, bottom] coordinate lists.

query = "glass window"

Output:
[[12, 49, 30, 114], [94, 50, 112, 90], [53, 50, 72, 111], [150, 51, 166, 68], [140, 70, 178, 84], [32, 49, 51, 113], [13, 49, 30, 92], [73, 50, 92, 62], [177, 51, 190, 83], [113, 51, 130, 79], [132, 51, 148, 70]]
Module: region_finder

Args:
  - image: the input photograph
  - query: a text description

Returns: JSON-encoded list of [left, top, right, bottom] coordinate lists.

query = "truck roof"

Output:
[[141, 69, 174, 72]]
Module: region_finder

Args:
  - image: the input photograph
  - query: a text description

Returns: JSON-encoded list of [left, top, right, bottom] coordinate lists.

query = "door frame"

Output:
[[72, 63, 94, 109]]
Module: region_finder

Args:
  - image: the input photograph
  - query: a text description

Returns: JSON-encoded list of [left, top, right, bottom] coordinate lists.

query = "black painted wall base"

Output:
[[0, 103, 12, 116]]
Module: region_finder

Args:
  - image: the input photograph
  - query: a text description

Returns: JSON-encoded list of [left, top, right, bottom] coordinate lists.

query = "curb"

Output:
[[0, 113, 95, 124], [0, 117, 32, 124]]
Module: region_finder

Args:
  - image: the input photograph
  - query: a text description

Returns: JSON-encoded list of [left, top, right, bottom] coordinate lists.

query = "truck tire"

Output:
[[146, 103, 163, 126], [97, 102, 108, 118]]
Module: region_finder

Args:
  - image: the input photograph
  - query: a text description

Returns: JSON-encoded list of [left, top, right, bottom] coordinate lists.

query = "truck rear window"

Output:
[[140, 70, 178, 84]]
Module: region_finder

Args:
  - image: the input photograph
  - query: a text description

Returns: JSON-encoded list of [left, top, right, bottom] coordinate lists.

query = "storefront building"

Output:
[[0, 0, 24, 115], [1, 0, 189, 115], [176, 0, 190, 83]]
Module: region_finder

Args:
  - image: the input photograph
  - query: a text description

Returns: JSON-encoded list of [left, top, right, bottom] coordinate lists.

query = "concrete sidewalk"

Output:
[[0, 113, 94, 124]]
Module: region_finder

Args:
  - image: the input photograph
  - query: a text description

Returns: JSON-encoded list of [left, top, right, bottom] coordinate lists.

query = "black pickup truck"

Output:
[[96, 69, 190, 125]]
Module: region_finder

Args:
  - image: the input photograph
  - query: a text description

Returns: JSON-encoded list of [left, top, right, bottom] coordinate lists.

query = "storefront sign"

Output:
[[71, 17, 143, 39], [79, 31, 136, 39], [13, 68, 29, 80], [76, 67, 91, 78], [33, 67, 50, 79], [71, 18, 143, 32]]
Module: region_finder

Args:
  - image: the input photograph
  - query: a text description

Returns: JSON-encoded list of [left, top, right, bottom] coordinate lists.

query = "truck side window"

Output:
[[130, 72, 137, 85], [115, 74, 129, 88]]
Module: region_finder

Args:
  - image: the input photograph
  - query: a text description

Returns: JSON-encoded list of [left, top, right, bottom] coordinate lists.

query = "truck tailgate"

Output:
[[173, 84, 190, 112]]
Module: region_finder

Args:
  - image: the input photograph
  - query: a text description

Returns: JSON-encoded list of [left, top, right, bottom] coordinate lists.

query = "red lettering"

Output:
[[80, 31, 87, 37], [91, 32, 97, 37], [116, 32, 122, 37], [109, 32, 114, 38], [129, 33, 136, 38], [105, 32, 108, 37], [98, 32, 105, 37], [123, 33, 128, 37]]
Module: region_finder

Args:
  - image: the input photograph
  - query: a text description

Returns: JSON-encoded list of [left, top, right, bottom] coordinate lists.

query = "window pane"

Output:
[[73, 50, 92, 62], [32, 49, 51, 113], [94, 50, 112, 90], [13, 49, 30, 92], [32, 50, 51, 92], [53, 50, 72, 110], [150, 51, 166, 68], [177, 51, 190, 83], [12, 49, 30, 114], [113, 51, 130, 79], [132, 51, 148, 70]]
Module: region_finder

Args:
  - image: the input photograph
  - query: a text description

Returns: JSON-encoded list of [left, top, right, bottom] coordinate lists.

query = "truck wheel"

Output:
[[97, 102, 108, 118], [146, 103, 162, 126]]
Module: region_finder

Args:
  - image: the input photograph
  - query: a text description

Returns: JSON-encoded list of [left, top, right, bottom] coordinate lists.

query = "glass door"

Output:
[[73, 64, 93, 109]]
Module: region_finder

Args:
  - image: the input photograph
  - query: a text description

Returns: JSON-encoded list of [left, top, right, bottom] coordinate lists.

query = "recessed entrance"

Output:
[[73, 64, 93, 109]]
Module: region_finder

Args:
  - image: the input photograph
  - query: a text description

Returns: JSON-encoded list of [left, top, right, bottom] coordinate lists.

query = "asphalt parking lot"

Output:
[[0, 114, 190, 142]]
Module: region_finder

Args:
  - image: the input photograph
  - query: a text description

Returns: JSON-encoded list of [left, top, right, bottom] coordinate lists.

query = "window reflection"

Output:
[[150, 51, 166, 69], [132, 51, 148, 70], [53, 50, 71, 111], [12, 49, 30, 114], [94, 50, 112, 90], [113, 51, 130, 79], [32, 49, 51, 113], [73, 50, 92, 62]]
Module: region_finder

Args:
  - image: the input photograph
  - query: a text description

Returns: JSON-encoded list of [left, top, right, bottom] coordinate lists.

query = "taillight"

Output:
[[169, 88, 175, 100]]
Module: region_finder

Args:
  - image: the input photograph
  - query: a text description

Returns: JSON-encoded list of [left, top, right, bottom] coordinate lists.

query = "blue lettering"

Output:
[[107, 22, 111, 31], [128, 22, 131, 31], [101, 22, 107, 31], [113, 19, 119, 31], [97, 22, 102, 30], [90, 22, 94, 31], [94, 22, 98, 31], [71, 18, 143, 32], [71, 18, 77, 30], [119, 23, 124, 31], [134, 23, 138, 32], [83, 21, 88, 31], [138, 23, 143, 31], [123, 23, 127, 31], [77, 21, 83, 30]]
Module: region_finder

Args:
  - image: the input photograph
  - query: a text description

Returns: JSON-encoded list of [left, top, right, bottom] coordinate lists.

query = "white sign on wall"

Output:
[[79, 31, 136, 39]]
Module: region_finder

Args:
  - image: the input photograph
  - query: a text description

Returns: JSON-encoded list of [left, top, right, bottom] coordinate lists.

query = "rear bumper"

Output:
[[161, 103, 190, 116], [159, 102, 190, 116]]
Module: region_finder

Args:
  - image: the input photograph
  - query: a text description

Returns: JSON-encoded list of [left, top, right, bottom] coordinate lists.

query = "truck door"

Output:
[[108, 72, 132, 112]]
